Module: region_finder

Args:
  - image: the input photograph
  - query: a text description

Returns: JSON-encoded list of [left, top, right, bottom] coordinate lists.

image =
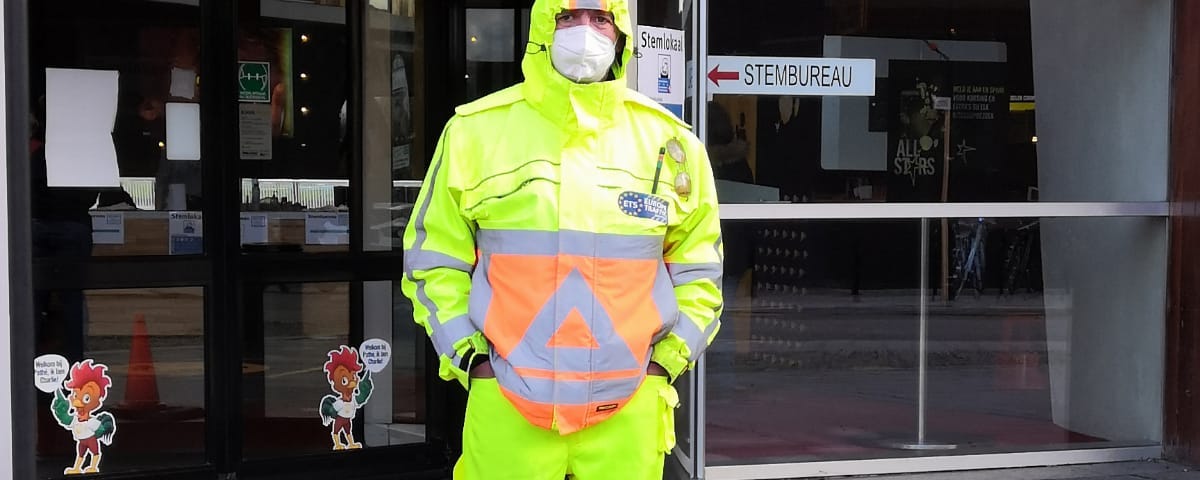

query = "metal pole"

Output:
[[887, 218, 955, 450], [918, 217, 929, 443], [895, 219, 955, 450]]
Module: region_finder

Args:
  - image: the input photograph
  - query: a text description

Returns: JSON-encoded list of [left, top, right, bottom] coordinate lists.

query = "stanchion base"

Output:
[[883, 440, 959, 450]]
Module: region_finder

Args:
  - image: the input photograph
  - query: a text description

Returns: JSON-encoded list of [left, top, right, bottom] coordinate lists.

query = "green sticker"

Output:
[[238, 61, 271, 102]]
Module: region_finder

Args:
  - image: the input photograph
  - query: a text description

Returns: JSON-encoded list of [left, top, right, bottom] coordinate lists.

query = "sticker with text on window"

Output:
[[36, 356, 118, 475], [318, 340, 390, 451]]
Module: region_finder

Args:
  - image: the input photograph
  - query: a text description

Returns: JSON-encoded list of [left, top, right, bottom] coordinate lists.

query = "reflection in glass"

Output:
[[706, 1, 1168, 204], [243, 281, 427, 459], [30, 0, 203, 257], [464, 8, 520, 102], [245, 282, 351, 458], [364, 0, 424, 251], [239, 1, 351, 253], [707, 217, 1165, 465], [35, 287, 206, 476]]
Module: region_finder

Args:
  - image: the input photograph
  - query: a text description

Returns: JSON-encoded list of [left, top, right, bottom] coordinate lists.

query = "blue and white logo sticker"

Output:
[[618, 191, 669, 224]]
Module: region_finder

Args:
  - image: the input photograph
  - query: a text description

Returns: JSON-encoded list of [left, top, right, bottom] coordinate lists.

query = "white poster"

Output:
[[240, 214, 269, 244], [89, 212, 124, 245], [636, 25, 686, 119], [44, 68, 121, 188], [305, 212, 349, 245], [166, 102, 201, 161], [239, 103, 273, 160], [168, 211, 203, 255]]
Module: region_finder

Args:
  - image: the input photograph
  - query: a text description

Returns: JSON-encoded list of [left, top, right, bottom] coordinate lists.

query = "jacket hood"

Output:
[[521, 0, 635, 131]]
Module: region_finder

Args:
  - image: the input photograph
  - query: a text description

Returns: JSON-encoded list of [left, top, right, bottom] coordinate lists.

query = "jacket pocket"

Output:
[[594, 166, 691, 234], [459, 159, 560, 220]]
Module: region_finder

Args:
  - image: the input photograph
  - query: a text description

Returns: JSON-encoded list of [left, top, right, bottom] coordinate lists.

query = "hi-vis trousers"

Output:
[[454, 376, 680, 480]]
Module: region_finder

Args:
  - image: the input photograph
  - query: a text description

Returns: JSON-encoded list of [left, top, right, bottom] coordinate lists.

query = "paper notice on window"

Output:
[[240, 214, 269, 244], [169, 211, 203, 255], [170, 67, 197, 99], [305, 212, 349, 245], [44, 68, 121, 187], [166, 103, 202, 160], [90, 212, 125, 245], [239, 103, 273, 160]]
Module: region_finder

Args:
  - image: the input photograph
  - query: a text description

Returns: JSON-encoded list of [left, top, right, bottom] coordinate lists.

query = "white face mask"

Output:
[[550, 25, 617, 84]]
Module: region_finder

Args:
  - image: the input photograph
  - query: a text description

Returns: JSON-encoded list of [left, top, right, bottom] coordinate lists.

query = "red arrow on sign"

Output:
[[708, 65, 740, 86]]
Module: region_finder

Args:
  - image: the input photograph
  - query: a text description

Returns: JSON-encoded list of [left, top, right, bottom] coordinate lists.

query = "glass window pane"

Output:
[[239, 1, 351, 253], [366, 281, 427, 445], [244, 282, 351, 458], [363, 0, 425, 251], [243, 281, 427, 458], [30, 0, 204, 257], [708, 217, 1165, 464], [465, 9, 518, 102], [35, 287, 206, 475], [705, 1, 1170, 203]]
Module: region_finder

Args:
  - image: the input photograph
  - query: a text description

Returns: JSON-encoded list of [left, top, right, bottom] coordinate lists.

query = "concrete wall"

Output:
[[1031, 0, 1170, 203], [1030, 0, 1172, 442]]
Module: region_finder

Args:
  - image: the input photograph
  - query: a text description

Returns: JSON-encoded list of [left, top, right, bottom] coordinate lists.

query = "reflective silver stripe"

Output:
[[410, 277, 446, 358], [492, 358, 643, 404], [667, 262, 723, 287], [407, 128, 460, 359], [405, 249, 473, 275], [409, 128, 449, 255], [574, 0, 607, 10], [468, 254, 493, 333], [650, 265, 679, 343], [429, 314, 477, 359], [672, 312, 720, 361], [477, 229, 661, 259]]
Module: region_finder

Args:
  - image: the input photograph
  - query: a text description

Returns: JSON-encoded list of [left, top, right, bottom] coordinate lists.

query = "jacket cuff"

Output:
[[439, 331, 490, 390], [651, 334, 692, 383]]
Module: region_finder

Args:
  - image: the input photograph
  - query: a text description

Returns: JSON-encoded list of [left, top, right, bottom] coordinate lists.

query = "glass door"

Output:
[[232, 1, 450, 478], [19, 0, 458, 478]]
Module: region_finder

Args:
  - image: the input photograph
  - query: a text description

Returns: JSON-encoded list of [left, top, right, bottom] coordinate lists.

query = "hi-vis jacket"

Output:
[[402, 0, 722, 435]]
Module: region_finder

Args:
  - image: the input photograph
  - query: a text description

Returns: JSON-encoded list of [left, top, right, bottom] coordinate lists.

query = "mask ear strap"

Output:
[[526, 42, 548, 54]]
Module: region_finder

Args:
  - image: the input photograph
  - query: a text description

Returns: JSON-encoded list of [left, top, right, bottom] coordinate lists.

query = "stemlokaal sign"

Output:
[[707, 55, 876, 97]]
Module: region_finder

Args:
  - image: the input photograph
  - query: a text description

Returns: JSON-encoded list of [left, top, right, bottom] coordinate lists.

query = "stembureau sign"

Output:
[[707, 55, 876, 97]]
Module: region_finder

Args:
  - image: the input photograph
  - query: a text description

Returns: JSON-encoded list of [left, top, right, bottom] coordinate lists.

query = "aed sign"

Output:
[[706, 55, 876, 97]]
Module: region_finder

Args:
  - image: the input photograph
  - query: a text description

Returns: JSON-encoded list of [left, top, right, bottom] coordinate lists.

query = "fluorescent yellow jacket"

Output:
[[402, 0, 722, 435]]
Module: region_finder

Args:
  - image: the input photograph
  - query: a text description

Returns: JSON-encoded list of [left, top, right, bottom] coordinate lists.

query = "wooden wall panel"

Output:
[[1166, 0, 1200, 465]]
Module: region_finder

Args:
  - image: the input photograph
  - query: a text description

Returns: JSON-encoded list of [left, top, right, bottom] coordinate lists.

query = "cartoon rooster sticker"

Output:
[[51, 360, 117, 475], [319, 346, 373, 450]]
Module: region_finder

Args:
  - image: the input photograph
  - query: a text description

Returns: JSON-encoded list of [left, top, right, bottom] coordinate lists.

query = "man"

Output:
[[402, 0, 722, 478]]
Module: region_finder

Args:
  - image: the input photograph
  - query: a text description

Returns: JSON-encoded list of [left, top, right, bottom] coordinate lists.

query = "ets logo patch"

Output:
[[618, 192, 669, 224]]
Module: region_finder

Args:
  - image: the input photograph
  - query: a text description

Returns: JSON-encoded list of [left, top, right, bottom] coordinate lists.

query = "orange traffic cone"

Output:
[[119, 313, 161, 410]]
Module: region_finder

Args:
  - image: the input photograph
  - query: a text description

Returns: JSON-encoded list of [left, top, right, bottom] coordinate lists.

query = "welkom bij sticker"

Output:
[[319, 339, 391, 450], [36, 355, 117, 475]]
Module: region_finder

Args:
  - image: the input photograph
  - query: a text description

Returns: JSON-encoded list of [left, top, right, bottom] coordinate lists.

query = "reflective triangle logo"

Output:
[[546, 308, 600, 349], [501, 265, 641, 371]]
